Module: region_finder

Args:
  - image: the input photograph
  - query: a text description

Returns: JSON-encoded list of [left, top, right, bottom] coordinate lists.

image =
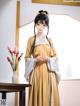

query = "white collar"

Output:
[[35, 36, 49, 46]]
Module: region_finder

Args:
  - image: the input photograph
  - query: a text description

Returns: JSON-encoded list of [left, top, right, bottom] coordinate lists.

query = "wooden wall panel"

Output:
[[32, 0, 80, 6]]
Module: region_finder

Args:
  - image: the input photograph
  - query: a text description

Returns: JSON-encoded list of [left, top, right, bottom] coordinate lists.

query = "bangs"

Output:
[[37, 20, 46, 25]]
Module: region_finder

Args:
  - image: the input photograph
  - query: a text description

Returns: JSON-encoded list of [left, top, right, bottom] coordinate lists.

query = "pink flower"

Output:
[[7, 57, 13, 65], [7, 46, 23, 71], [8, 47, 13, 55]]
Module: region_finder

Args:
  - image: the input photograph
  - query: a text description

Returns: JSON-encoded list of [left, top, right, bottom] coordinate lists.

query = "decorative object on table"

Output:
[[12, 71, 18, 83], [7, 46, 23, 83]]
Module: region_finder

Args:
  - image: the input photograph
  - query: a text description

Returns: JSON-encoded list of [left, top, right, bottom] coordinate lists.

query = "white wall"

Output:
[[0, 0, 17, 106], [59, 80, 80, 106], [20, 0, 80, 26]]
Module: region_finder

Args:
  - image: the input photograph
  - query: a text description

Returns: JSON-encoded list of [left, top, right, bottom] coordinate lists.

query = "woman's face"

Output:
[[35, 21, 47, 34]]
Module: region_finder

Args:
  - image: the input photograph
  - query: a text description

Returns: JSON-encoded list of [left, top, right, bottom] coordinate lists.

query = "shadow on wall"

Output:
[[0, 0, 11, 11]]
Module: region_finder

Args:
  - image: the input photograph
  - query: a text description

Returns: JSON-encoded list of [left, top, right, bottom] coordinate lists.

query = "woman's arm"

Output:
[[24, 36, 36, 81]]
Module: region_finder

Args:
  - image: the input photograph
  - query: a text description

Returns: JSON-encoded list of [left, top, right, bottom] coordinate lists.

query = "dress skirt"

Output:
[[27, 44, 60, 106]]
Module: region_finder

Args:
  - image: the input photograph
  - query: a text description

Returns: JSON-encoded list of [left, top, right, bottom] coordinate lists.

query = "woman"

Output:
[[25, 10, 60, 106]]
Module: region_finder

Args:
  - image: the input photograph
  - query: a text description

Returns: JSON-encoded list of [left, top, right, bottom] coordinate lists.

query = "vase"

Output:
[[12, 71, 17, 83]]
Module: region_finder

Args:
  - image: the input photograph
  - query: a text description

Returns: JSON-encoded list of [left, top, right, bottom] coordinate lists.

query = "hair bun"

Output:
[[38, 10, 48, 15]]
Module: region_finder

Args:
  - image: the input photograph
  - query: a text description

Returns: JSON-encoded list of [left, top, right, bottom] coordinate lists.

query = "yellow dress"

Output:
[[25, 36, 60, 106]]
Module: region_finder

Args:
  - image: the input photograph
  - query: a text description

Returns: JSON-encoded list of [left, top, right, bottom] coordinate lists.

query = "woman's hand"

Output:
[[42, 56, 50, 62], [36, 56, 44, 62], [36, 56, 50, 62]]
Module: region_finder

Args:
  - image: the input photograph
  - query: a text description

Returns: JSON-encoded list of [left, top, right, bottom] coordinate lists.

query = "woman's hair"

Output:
[[34, 10, 49, 26], [34, 10, 49, 35], [31, 10, 51, 55]]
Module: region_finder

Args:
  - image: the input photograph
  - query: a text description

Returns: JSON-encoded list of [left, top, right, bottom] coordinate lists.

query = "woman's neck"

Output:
[[36, 32, 44, 37]]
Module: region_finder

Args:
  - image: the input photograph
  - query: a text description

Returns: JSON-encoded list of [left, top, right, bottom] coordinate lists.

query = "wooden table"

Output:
[[0, 82, 31, 106]]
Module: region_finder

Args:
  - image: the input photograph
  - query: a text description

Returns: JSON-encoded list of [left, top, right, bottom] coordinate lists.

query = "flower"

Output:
[[7, 46, 23, 71]]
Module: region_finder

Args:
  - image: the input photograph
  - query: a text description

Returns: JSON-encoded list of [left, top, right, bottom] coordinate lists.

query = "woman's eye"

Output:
[[43, 24, 46, 26], [37, 23, 40, 25]]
